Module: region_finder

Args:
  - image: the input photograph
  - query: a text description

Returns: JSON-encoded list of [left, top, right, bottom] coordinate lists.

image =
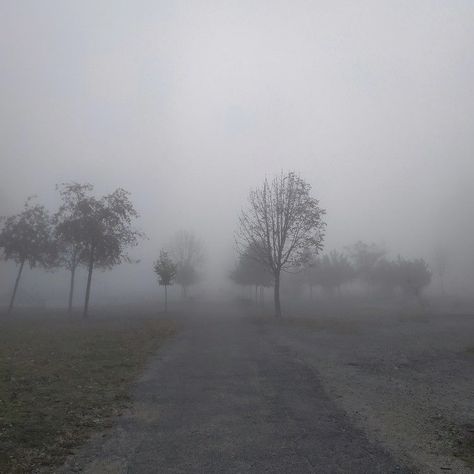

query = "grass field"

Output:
[[0, 311, 177, 473]]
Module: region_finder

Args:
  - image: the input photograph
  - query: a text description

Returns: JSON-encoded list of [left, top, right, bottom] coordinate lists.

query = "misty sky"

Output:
[[1, 1, 474, 296]]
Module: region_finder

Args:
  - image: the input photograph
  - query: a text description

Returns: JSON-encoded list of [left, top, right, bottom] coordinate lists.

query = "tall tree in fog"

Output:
[[237, 171, 326, 317], [153, 250, 177, 312], [0, 198, 53, 314], [170, 230, 204, 299], [68, 188, 142, 317], [53, 183, 93, 313]]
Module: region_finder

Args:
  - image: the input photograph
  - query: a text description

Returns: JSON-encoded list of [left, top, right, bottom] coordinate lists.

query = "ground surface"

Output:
[[267, 306, 474, 473], [0, 311, 176, 473], [59, 303, 423, 474]]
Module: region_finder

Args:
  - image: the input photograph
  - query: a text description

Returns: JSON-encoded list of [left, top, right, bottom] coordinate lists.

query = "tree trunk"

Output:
[[164, 285, 168, 312], [7, 259, 25, 315], [68, 263, 76, 314], [274, 271, 282, 317], [83, 246, 94, 318]]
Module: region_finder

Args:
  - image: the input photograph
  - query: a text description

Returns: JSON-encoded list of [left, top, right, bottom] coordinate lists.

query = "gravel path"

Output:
[[265, 310, 474, 473], [59, 304, 410, 473]]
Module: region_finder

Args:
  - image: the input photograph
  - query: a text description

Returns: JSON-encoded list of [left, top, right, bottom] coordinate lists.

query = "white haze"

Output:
[[1, 1, 474, 303]]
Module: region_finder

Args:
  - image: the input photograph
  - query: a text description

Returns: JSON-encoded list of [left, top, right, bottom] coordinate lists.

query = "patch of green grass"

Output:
[[0, 313, 176, 473]]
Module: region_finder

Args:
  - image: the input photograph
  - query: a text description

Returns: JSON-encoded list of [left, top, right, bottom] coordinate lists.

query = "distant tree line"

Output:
[[304, 241, 432, 302], [231, 239, 432, 310], [0, 172, 434, 318]]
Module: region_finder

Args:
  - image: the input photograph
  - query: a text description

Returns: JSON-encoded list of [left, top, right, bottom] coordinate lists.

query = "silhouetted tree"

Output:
[[230, 244, 273, 305], [347, 241, 386, 287], [65, 188, 142, 317], [153, 250, 177, 312], [53, 183, 93, 312], [237, 171, 326, 317], [310, 250, 355, 295], [370, 257, 399, 296], [368, 255, 432, 302], [171, 230, 204, 298], [396, 256, 432, 302], [0, 198, 53, 314]]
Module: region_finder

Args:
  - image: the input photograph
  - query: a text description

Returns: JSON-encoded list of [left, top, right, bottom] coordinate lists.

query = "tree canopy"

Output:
[[0, 198, 54, 313], [154, 250, 177, 287], [153, 250, 177, 312], [59, 186, 143, 317]]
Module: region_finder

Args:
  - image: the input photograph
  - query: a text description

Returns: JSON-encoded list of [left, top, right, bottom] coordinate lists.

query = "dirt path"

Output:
[[60, 304, 411, 473]]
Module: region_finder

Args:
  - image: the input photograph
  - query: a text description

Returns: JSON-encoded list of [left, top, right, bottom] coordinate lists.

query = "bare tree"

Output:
[[237, 171, 326, 317], [153, 250, 177, 312], [0, 198, 53, 314], [170, 230, 204, 298]]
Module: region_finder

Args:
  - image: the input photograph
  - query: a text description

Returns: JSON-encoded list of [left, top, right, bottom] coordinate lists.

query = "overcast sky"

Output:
[[1, 1, 474, 297]]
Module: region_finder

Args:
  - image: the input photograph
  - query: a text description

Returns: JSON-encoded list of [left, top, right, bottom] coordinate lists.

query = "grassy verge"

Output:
[[0, 312, 176, 473]]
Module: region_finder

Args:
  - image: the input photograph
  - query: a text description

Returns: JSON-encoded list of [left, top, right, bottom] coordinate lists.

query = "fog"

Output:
[[1, 1, 474, 306]]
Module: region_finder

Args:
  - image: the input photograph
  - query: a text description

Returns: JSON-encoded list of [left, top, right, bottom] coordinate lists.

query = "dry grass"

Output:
[[0, 312, 177, 473]]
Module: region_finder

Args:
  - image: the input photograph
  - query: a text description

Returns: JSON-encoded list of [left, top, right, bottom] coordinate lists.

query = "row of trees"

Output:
[[231, 238, 432, 310], [0, 184, 141, 317], [0, 182, 206, 316]]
